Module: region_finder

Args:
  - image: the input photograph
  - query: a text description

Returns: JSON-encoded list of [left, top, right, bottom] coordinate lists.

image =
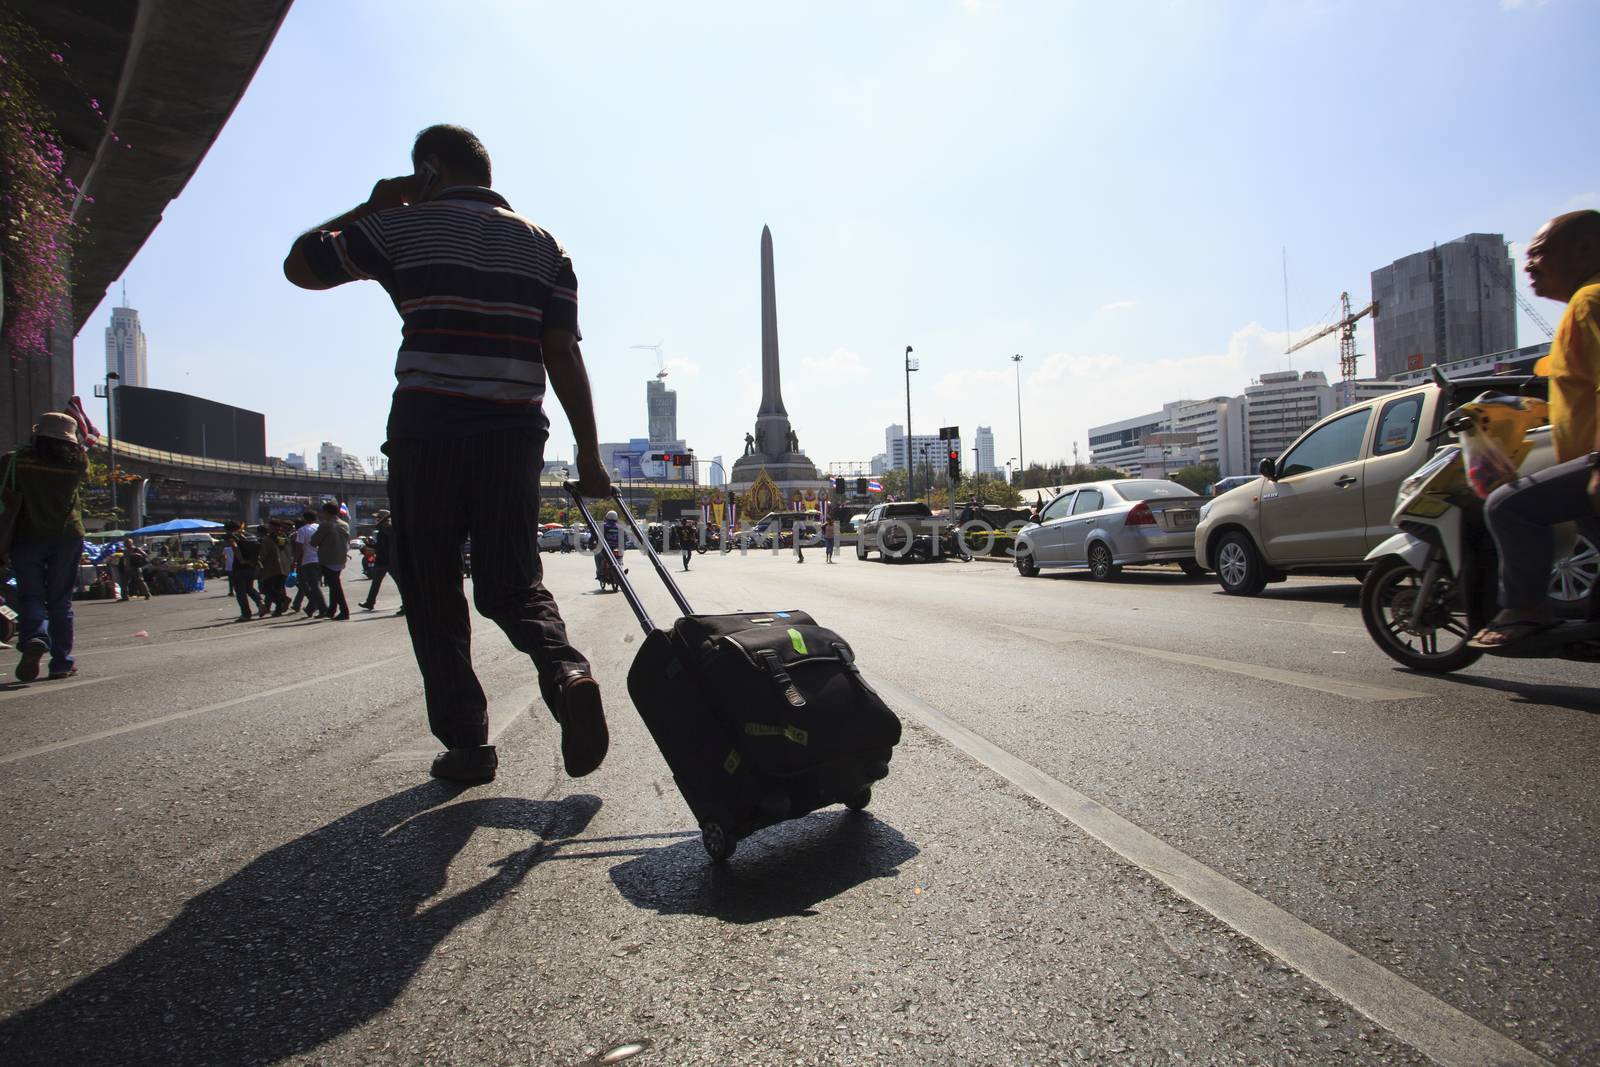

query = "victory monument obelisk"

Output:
[[730, 225, 823, 512]]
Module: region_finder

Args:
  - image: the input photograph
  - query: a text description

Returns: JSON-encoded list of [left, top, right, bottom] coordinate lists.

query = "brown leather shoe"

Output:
[[558, 673, 608, 777]]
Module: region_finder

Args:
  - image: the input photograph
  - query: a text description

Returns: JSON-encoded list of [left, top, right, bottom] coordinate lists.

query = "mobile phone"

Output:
[[416, 161, 439, 201]]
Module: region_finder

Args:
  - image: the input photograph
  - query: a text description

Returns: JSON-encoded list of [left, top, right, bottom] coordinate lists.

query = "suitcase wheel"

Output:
[[845, 787, 872, 812], [701, 821, 737, 862]]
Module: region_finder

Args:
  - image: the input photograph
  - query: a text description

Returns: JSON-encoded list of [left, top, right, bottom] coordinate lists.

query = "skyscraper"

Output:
[[647, 377, 677, 445], [1370, 234, 1516, 379], [974, 425, 996, 475], [104, 301, 149, 388]]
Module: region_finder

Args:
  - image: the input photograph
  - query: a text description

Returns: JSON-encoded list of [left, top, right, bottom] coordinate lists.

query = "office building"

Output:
[[1168, 397, 1250, 477], [113, 385, 265, 463], [709, 455, 726, 487], [1087, 408, 1169, 473], [317, 441, 365, 477], [1244, 371, 1333, 466], [1332, 378, 1404, 411], [284, 452, 307, 470], [647, 377, 677, 445], [1370, 234, 1516, 379], [104, 303, 149, 388], [599, 438, 692, 483], [974, 425, 997, 476], [884, 424, 960, 474]]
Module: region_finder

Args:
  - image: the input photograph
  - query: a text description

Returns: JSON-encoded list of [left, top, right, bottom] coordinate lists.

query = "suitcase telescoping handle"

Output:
[[563, 483, 695, 634]]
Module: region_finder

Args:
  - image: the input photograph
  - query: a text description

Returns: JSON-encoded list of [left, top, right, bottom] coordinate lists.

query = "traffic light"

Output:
[[833, 476, 847, 494], [947, 449, 960, 481], [856, 478, 868, 495], [673, 454, 690, 467]]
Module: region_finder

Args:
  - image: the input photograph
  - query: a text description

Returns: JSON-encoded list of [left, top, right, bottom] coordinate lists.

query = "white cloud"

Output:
[[909, 321, 1349, 471], [800, 347, 871, 381], [1100, 300, 1138, 314]]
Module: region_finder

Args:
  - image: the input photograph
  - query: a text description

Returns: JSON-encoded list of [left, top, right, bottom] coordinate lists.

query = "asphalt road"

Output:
[[0, 547, 1595, 1065]]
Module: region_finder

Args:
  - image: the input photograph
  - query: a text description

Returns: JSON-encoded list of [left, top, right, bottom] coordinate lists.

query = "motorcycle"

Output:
[[1360, 382, 1600, 672], [904, 524, 974, 563]]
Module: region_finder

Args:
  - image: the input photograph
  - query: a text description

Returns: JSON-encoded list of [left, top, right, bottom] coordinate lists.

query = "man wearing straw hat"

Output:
[[2, 412, 89, 681]]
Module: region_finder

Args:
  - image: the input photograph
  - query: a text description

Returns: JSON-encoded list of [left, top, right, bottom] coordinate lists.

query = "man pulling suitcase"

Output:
[[285, 124, 612, 784]]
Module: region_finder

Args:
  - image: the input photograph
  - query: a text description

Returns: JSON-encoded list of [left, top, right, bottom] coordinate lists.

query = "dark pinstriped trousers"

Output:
[[386, 429, 588, 749]]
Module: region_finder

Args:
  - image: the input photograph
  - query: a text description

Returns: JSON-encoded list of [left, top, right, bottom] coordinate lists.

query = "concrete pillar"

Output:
[[129, 479, 148, 532], [239, 488, 261, 525]]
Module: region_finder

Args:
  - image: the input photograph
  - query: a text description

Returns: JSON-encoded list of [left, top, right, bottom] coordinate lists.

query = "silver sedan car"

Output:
[[1014, 479, 1206, 580]]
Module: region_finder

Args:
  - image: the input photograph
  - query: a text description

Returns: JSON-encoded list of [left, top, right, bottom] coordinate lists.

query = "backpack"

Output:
[[233, 534, 262, 567]]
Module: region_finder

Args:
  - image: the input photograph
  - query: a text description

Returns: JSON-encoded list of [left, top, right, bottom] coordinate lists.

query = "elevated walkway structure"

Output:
[[101, 439, 596, 528], [100, 439, 387, 529]]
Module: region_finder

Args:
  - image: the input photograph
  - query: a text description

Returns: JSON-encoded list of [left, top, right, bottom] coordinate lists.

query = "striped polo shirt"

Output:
[[304, 186, 580, 440]]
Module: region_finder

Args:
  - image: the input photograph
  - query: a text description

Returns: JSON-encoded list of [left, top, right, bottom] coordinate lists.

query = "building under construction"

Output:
[[1370, 234, 1517, 379]]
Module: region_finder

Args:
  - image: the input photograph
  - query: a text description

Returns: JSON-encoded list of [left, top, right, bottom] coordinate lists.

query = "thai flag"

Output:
[[867, 479, 884, 493], [66, 396, 100, 450], [338, 502, 351, 521]]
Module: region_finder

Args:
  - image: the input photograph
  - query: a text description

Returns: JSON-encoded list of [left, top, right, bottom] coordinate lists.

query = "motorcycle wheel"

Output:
[[1360, 555, 1481, 673]]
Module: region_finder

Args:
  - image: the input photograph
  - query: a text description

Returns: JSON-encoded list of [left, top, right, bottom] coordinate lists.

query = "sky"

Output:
[[72, 0, 1599, 477]]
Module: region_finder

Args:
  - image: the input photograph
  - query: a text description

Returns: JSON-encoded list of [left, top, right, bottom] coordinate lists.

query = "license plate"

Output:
[[1169, 511, 1197, 528]]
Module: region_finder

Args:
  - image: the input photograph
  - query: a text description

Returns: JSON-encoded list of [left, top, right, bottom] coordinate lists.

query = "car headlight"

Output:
[[1198, 500, 1213, 521]]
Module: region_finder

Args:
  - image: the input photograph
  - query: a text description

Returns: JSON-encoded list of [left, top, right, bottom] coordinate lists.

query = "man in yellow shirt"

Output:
[[1472, 209, 1600, 649]]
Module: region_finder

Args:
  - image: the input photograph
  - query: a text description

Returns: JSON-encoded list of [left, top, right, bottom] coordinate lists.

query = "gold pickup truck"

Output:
[[1194, 375, 1592, 598]]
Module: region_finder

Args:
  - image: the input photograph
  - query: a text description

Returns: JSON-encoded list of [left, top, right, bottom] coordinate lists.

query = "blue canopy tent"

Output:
[[123, 518, 227, 536]]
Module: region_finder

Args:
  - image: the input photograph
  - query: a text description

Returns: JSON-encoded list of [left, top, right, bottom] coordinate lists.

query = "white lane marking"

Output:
[[67, 618, 354, 657], [1005, 626, 1426, 702], [0, 674, 126, 702], [873, 677, 1549, 1067], [0, 657, 405, 766], [374, 684, 535, 762]]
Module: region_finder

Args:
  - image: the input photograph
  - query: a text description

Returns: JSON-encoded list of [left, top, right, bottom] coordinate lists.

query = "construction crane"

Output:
[[1511, 288, 1554, 338], [630, 341, 668, 381], [1286, 291, 1378, 383]]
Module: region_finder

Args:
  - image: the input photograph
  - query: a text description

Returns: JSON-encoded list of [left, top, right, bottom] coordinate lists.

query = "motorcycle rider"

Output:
[[595, 510, 625, 584], [1470, 209, 1600, 650]]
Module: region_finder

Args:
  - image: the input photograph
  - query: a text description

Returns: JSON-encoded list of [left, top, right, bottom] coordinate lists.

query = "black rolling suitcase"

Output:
[[568, 487, 902, 860]]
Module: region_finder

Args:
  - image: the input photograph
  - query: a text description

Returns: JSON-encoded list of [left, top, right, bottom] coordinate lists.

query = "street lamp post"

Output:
[[904, 345, 918, 500], [1006, 458, 1015, 486], [1011, 354, 1024, 485], [104, 371, 119, 519]]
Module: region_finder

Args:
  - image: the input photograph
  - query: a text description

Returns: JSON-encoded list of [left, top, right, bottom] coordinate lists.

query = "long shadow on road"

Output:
[[1401, 668, 1600, 715], [608, 811, 918, 924], [0, 784, 600, 1066]]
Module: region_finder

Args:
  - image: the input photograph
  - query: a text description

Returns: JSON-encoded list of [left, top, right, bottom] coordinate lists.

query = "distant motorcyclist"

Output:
[[1470, 209, 1600, 651]]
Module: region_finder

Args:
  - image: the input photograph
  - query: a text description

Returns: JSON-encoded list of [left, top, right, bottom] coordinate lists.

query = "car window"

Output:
[[1279, 408, 1373, 477], [1112, 480, 1194, 500], [1372, 394, 1423, 456], [1039, 492, 1076, 522], [1071, 490, 1103, 515]]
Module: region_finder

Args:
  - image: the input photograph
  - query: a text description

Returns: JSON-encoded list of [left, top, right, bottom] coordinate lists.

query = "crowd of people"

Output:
[[215, 505, 400, 623]]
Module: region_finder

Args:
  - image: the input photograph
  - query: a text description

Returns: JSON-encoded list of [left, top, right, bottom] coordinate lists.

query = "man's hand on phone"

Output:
[[574, 456, 613, 498], [367, 175, 420, 211]]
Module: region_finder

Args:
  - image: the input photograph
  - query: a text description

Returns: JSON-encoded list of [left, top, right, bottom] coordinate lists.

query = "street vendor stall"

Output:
[[123, 518, 224, 593]]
